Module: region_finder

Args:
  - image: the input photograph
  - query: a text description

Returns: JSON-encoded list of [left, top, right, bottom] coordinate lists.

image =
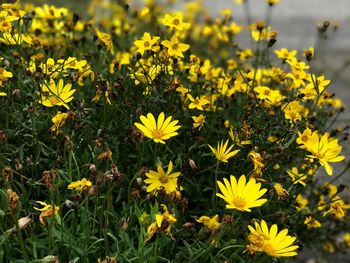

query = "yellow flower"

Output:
[[109, 52, 131, 73], [175, 86, 189, 96], [196, 215, 221, 233], [306, 132, 344, 176], [96, 29, 114, 54], [343, 233, 350, 248], [323, 196, 350, 219], [0, 10, 19, 33], [0, 67, 13, 95], [68, 178, 93, 193], [251, 26, 272, 42], [161, 12, 190, 31], [304, 47, 315, 61], [286, 59, 309, 72], [238, 48, 253, 60], [283, 101, 307, 122], [216, 175, 267, 212], [187, 94, 210, 110], [144, 161, 180, 194], [191, 114, 206, 130], [287, 167, 307, 186], [146, 204, 176, 241], [0, 33, 32, 45], [247, 220, 299, 257], [286, 69, 307, 89], [50, 111, 69, 135], [254, 86, 284, 106], [196, 214, 221, 244], [267, 0, 280, 6], [273, 183, 289, 200], [0, 67, 13, 85], [248, 150, 264, 177], [300, 75, 330, 100], [39, 79, 76, 109], [161, 35, 190, 58], [324, 183, 338, 197], [296, 128, 318, 149], [33, 201, 59, 226], [134, 32, 160, 55], [295, 194, 308, 211], [92, 80, 112, 105], [208, 140, 240, 163], [134, 112, 181, 144], [304, 216, 321, 229]]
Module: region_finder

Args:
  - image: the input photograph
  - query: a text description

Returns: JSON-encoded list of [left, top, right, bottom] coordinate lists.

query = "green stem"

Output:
[[213, 161, 220, 211], [71, 151, 80, 178], [12, 213, 29, 262], [68, 150, 73, 182]]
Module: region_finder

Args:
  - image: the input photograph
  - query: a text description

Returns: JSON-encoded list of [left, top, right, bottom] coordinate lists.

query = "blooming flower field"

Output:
[[0, 0, 349, 262]]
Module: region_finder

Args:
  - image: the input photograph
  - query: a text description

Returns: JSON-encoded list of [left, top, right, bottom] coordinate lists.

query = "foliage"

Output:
[[0, 0, 349, 262]]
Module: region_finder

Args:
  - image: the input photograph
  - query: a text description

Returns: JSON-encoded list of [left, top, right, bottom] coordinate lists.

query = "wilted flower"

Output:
[[34, 201, 60, 225]]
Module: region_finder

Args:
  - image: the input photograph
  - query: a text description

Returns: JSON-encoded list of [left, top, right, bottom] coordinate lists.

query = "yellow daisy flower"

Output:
[[39, 79, 76, 109], [68, 178, 93, 193], [161, 35, 190, 58], [247, 220, 299, 257], [216, 175, 267, 212], [144, 161, 181, 194], [304, 216, 321, 229], [191, 114, 206, 130], [134, 112, 181, 144], [161, 12, 190, 31], [134, 32, 160, 55], [187, 94, 210, 110], [208, 140, 239, 163]]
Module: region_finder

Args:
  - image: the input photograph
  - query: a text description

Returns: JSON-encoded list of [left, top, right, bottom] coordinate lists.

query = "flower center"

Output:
[[301, 135, 308, 142], [144, 41, 150, 47], [50, 97, 60, 104], [173, 19, 180, 26], [233, 197, 246, 209], [264, 89, 270, 96], [152, 129, 164, 139], [172, 43, 179, 50], [159, 175, 169, 184]]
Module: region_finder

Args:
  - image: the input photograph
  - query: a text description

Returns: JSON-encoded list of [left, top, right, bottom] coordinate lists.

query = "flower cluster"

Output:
[[0, 0, 349, 262]]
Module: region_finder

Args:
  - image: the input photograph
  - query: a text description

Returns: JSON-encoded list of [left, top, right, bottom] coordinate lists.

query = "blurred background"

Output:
[[30, 0, 350, 123]]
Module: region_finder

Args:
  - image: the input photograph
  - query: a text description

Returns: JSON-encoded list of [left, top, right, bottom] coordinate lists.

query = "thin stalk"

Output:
[[213, 161, 220, 211], [12, 213, 29, 262]]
